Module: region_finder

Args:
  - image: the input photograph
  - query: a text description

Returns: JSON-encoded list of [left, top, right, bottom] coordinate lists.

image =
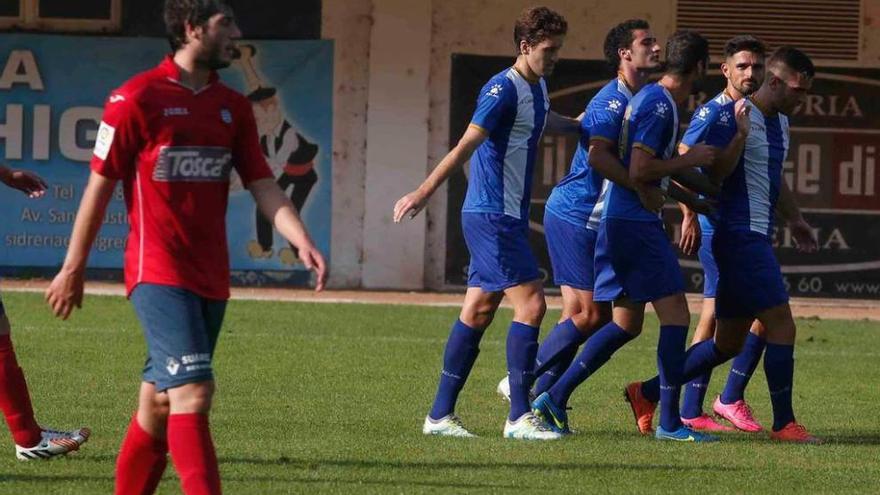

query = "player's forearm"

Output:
[[61, 172, 117, 273], [416, 141, 476, 197], [630, 153, 696, 183], [589, 144, 634, 189], [249, 178, 316, 250], [668, 183, 713, 216], [672, 168, 720, 197], [776, 181, 804, 223], [709, 133, 747, 182], [544, 111, 580, 135]]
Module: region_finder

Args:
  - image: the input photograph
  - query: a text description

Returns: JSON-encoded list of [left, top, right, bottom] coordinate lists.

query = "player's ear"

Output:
[[618, 47, 630, 62], [720, 61, 730, 79], [519, 39, 530, 56]]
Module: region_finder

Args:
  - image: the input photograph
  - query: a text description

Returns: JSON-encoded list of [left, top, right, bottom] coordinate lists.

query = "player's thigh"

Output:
[[755, 302, 796, 345], [650, 292, 690, 327], [503, 279, 546, 326], [459, 287, 503, 329], [559, 285, 585, 321], [130, 284, 221, 393]]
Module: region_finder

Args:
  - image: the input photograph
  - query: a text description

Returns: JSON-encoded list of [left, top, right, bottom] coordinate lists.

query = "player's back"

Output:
[[603, 83, 679, 223], [463, 68, 549, 221], [546, 78, 632, 230]]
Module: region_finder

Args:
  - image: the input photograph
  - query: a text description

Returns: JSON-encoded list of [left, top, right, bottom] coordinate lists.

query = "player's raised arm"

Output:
[[0, 164, 47, 198], [707, 98, 751, 182], [393, 125, 488, 222], [45, 171, 117, 319], [248, 178, 327, 290]]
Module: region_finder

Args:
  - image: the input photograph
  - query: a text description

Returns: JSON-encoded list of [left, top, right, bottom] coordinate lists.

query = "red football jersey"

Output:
[[91, 56, 273, 300]]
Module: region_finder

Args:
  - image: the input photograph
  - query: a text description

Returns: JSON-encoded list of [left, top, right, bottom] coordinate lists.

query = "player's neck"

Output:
[[513, 57, 540, 84], [172, 51, 213, 91], [724, 86, 746, 102], [749, 89, 776, 116], [617, 66, 645, 93], [657, 73, 691, 105]]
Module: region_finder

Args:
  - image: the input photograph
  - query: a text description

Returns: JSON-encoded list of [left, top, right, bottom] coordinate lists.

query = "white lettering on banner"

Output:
[[0, 104, 23, 159], [0, 50, 44, 90], [840, 145, 876, 196], [1, 104, 102, 162], [60, 107, 103, 162], [794, 94, 863, 118]]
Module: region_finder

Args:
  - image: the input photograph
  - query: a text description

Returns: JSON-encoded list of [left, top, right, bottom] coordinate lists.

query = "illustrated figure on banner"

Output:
[[232, 44, 319, 266]]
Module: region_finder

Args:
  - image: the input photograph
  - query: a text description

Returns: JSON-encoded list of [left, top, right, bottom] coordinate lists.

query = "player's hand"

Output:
[[636, 185, 666, 213], [2, 169, 47, 198], [685, 144, 716, 167], [679, 211, 701, 256], [298, 244, 328, 292], [789, 217, 818, 253], [734, 98, 752, 138], [45, 267, 85, 320], [393, 189, 428, 222]]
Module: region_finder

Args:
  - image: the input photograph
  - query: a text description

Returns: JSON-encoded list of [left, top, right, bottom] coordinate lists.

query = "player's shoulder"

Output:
[[109, 66, 164, 105], [632, 84, 672, 118], [589, 79, 630, 113]]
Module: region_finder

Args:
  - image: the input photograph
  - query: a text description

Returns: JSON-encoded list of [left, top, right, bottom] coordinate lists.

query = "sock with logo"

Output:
[[532, 319, 587, 396], [0, 334, 42, 447], [657, 325, 688, 432], [115, 414, 168, 495], [547, 322, 634, 409], [764, 343, 796, 431], [167, 413, 221, 495], [507, 322, 540, 421], [428, 320, 484, 420], [681, 370, 712, 420], [720, 331, 766, 404], [643, 338, 730, 405]]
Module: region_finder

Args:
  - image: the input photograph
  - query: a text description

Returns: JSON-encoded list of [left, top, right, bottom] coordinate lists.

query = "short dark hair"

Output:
[[724, 35, 766, 59], [164, 0, 232, 51], [603, 19, 650, 69], [513, 6, 568, 52], [665, 30, 710, 76], [768, 46, 815, 78]]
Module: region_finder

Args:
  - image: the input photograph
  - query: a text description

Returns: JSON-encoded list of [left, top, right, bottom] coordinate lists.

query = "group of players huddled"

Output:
[[396, 6, 820, 443]]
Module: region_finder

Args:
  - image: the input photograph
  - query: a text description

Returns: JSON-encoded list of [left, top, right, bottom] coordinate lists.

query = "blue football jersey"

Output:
[[680, 91, 735, 235], [603, 83, 679, 222], [546, 78, 632, 231], [705, 99, 790, 236], [462, 67, 549, 221]]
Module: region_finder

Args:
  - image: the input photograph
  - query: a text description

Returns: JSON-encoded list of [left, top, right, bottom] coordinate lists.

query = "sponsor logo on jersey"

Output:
[[163, 107, 189, 117], [486, 83, 503, 98], [93, 121, 116, 161], [153, 146, 233, 182], [607, 99, 622, 112], [654, 101, 669, 117], [220, 108, 232, 123], [166, 357, 180, 376]]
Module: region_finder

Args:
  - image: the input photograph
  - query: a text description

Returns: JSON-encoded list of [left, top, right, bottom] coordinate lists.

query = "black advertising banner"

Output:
[[446, 54, 880, 299]]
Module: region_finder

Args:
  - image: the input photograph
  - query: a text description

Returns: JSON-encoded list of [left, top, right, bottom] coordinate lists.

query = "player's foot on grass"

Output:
[[247, 240, 272, 259], [682, 414, 735, 432], [713, 395, 763, 432], [531, 392, 570, 434], [624, 382, 656, 435], [422, 414, 476, 438], [655, 425, 718, 443], [503, 412, 562, 440], [769, 422, 822, 444], [16, 427, 90, 460]]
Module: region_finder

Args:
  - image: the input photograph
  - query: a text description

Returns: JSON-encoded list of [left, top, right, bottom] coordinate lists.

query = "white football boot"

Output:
[[503, 412, 562, 440], [422, 414, 476, 438], [16, 427, 91, 460], [496, 376, 511, 402]]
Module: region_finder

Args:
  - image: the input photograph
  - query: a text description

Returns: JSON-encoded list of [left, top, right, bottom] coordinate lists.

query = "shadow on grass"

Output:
[[821, 433, 880, 445], [0, 474, 112, 482], [218, 456, 745, 472]]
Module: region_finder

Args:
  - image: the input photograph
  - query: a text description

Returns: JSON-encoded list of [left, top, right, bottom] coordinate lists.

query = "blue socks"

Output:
[[657, 325, 688, 431], [764, 342, 795, 431], [720, 331, 766, 404], [533, 319, 588, 396], [681, 370, 712, 420], [547, 322, 634, 409], [429, 320, 484, 420], [507, 322, 540, 421]]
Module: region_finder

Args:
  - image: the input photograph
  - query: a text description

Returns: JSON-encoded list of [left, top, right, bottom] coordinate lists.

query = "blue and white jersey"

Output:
[[705, 100, 790, 237], [462, 67, 549, 221], [603, 83, 679, 222], [545, 78, 632, 231], [680, 91, 735, 236]]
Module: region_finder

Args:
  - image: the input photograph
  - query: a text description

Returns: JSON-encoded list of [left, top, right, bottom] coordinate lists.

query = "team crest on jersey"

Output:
[[654, 101, 669, 117], [696, 107, 711, 120], [220, 108, 232, 124], [486, 83, 503, 98], [718, 110, 732, 126], [93, 121, 115, 161], [166, 357, 180, 376], [153, 146, 233, 182], [607, 99, 622, 112]]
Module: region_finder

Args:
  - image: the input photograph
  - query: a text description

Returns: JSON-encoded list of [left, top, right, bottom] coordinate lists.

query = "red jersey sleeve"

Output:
[[233, 98, 274, 186], [90, 90, 144, 180]]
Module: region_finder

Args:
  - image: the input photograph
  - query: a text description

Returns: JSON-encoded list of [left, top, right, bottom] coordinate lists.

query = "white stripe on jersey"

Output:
[[743, 103, 790, 234], [501, 69, 548, 218]]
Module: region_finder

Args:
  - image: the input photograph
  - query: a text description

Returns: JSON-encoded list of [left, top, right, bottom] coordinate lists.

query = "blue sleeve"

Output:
[[581, 95, 626, 149], [470, 77, 514, 134], [680, 104, 718, 148], [631, 96, 673, 157], [704, 104, 738, 149]]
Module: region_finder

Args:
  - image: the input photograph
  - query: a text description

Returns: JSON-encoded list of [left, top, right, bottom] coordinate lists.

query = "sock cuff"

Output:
[[764, 342, 794, 358], [168, 413, 209, 428], [452, 319, 484, 345], [130, 414, 168, 450], [509, 321, 539, 337], [659, 324, 688, 333]]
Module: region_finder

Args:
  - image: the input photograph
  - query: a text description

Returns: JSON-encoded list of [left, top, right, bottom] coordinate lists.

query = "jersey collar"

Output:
[[159, 55, 219, 94]]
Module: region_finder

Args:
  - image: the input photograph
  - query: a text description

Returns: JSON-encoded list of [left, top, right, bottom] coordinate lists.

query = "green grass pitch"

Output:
[[0, 291, 878, 494]]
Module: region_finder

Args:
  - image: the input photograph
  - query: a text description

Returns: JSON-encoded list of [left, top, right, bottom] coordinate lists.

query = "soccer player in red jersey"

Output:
[[45, 1, 326, 493], [0, 164, 90, 460]]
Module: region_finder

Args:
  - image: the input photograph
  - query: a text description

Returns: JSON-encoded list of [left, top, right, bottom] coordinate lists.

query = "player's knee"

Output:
[[463, 305, 496, 330], [715, 331, 746, 357], [517, 296, 546, 324]]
